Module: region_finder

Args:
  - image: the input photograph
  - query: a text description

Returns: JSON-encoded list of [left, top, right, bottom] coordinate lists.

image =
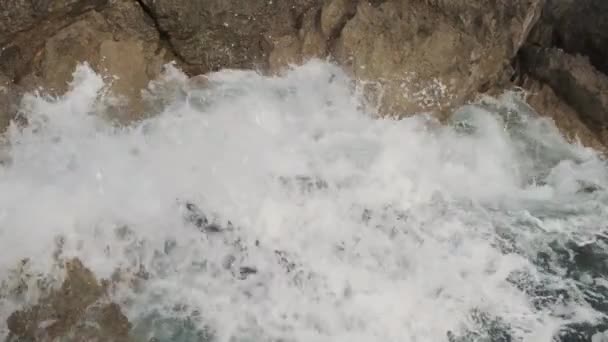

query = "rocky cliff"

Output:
[[516, 0, 608, 150], [2, 1, 607, 147], [2, 0, 545, 124], [1, 0, 608, 339]]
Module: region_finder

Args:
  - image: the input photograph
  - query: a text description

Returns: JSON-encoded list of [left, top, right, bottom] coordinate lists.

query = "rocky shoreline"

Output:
[[1, 0, 608, 340], [0, 0, 606, 146]]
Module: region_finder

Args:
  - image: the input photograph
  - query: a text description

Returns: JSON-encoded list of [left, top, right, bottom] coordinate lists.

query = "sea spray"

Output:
[[1, 60, 607, 341]]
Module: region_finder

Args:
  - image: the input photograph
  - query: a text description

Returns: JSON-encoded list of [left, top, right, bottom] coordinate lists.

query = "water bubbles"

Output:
[[0, 60, 607, 341]]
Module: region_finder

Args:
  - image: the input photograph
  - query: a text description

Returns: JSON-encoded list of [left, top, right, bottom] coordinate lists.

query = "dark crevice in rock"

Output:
[[133, 0, 190, 69], [513, 0, 608, 151], [326, 4, 357, 50], [294, 10, 306, 32]]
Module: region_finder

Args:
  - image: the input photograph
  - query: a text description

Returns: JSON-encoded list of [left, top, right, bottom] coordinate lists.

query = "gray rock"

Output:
[[520, 46, 608, 147], [528, 0, 608, 74]]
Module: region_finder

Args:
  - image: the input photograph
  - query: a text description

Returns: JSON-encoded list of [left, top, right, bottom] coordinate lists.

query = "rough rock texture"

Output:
[[1, 0, 607, 148], [265, 0, 545, 116], [329, 0, 544, 116], [0, 74, 20, 132], [527, 0, 608, 75], [22, 2, 170, 119], [0, 0, 107, 42], [515, 0, 608, 152], [1, 0, 173, 126], [5, 259, 130, 341], [138, 0, 319, 73], [519, 46, 608, 148], [0, 0, 108, 80], [522, 77, 607, 152]]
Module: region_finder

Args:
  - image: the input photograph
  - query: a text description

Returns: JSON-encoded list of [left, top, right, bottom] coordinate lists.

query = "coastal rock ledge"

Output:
[[1, 0, 608, 339], [1, 0, 607, 150]]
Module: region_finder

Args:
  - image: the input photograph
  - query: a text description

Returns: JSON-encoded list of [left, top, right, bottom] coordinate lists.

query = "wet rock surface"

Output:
[[2, 0, 545, 127], [2, 0, 608, 336], [330, 0, 544, 116], [4, 259, 130, 341], [515, 0, 608, 153], [522, 77, 607, 153], [1, 0, 608, 151], [1, 0, 172, 126], [0, 74, 21, 133], [518, 46, 608, 150]]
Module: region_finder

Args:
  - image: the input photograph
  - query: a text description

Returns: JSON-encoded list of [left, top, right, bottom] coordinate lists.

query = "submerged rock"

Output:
[[5, 259, 130, 341]]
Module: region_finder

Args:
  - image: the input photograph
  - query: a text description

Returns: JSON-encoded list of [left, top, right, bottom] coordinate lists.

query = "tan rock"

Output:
[[330, 0, 544, 117], [320, 0, 356, 38], [16, 1, 171, 124], [0, 0, 108, 81], [300, 8, 328, 61], [6, 259, 130, 341], [269, 36, 304, 72], [0, 0, 107, 45], [2, 0, 547, 125], [0, 74, 16, 132]]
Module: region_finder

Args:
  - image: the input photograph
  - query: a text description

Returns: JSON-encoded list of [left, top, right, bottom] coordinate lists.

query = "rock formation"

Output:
[[2, 0, 608, 145], [2, 0, 608, 334], [4, 259, 130, 341], [519, 46, 608, 148], [0, 0, 173, 125], [1, 0, 547, 126], [516, 0, 608, 151]]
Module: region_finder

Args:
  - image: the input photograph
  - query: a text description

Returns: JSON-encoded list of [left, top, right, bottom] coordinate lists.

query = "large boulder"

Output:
[[0, 0, 108, 81], [1, 0, 173, 128], [269, 0, 545, 117]]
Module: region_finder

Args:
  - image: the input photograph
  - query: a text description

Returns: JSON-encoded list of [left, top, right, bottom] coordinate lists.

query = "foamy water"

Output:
[[0, 61, 607, 341]]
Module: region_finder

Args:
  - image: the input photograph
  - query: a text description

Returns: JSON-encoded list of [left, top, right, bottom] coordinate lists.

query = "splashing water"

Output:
[[0, 60, 607, 341]]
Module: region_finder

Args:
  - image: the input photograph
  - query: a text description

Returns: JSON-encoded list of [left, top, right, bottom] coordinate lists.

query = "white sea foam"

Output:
[[0, 60, 607, 341]]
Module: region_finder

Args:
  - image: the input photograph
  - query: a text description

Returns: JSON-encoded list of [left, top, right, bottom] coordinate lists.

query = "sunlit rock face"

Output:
[[268, 0, 545, 117]]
